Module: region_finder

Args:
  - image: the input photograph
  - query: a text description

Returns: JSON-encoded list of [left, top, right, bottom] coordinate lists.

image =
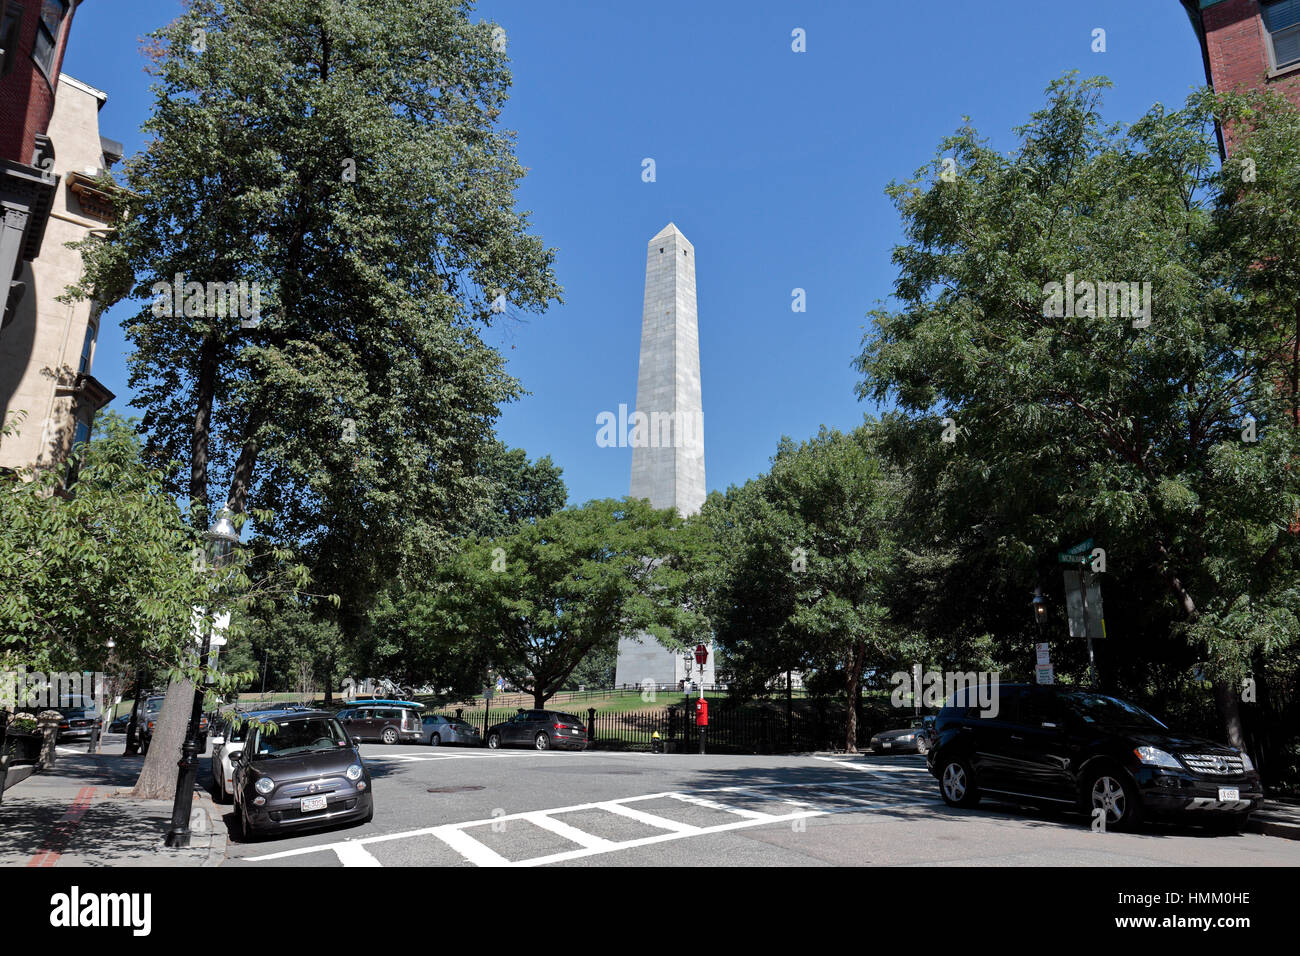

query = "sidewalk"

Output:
[[0, 738, 228, 867], [1247, 799, 1300, 841]]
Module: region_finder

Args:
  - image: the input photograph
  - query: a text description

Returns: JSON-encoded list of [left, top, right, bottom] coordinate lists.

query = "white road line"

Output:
[[667, 791, 776, 820], [431, 825, 512, 866], [813, 756, 929, 773], [362, 751, 536, 763], [333, 842, 383, 866], [524, 812, 618, 850], [514, 810, 825, 867], [718, 787, 820, 809], [596, 801, 701, 833]]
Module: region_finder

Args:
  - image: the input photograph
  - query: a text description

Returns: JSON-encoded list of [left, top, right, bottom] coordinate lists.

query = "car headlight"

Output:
[[1133, 746, 1181, 769], [254, 776, 275, 795], [899, 734, 915, 741], [346, 764, 364, 781], [1240, 752, 1255, 772]]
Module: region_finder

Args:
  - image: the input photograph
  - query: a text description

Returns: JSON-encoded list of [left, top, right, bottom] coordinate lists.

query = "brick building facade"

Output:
[[1, 0, 81, 336], [1181, 0, 1300, 154]]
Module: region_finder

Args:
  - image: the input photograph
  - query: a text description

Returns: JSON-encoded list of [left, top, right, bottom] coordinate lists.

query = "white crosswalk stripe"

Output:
[[242, 777, 938, 868]]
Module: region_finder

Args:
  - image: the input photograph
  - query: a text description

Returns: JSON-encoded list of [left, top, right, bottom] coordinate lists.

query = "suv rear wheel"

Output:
[[381, 727, 398, 745], [939, 757, 980, 808], [429, 733, 441, 747], [534, 732, 551, 751]]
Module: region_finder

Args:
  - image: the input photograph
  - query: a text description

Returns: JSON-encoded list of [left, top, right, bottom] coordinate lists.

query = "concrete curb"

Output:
[[191, 792, 229, 866], [1246, 806, 1300, 841]]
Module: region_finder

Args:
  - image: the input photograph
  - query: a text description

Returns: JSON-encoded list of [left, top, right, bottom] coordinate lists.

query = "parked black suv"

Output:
[[926, 684, 1263, 832], [485, 710, 588, 751]]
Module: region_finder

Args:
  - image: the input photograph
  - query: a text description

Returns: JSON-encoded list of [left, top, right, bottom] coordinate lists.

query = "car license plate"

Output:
[[1218, 788, 1239, 801], [882, 742, 891, 749], [300, 795, 328, 813]]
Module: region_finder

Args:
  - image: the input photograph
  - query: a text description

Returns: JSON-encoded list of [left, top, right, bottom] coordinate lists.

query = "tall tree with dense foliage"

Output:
[[355, 443, 566, 695], [855, 75, 1300, 760], [65, 0, 561, 617], [63, 1, 560, 783], [693, 424, 905, 751]]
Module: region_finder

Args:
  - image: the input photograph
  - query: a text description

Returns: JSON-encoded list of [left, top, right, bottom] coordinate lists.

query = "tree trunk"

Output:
[[1212, 679, 1247, 752], [533, 688, 546, 709], [1156, 546, 1245, 749], [226, 426, 260, 516], [189, 336, 219, 516], [130, 674, 196, 800], [843, 640, 867, 753]]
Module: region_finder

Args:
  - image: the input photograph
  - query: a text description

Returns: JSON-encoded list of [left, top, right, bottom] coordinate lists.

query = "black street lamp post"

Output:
[[165, 507, 239, 848]]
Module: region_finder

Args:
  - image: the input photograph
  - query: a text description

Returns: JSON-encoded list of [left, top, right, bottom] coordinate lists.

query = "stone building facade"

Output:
[[0, 71, 117, 474]]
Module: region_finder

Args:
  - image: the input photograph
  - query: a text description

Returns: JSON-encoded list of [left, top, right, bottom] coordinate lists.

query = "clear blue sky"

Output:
[[64, 1, 1208, 509]]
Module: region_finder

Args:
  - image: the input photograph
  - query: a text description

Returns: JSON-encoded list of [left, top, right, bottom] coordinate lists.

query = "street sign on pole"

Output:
[[1035, 664, 1054, 685], [1035, 643, 1051, 666]]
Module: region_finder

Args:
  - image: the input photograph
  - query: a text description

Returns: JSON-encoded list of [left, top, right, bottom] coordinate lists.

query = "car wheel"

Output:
[[429, 733, 441, 747], [917, 737, 929, 756], [939, 757, 980, 808], [381, 727, 398, 745], [239, 803, 258, 842], [534, 732, 551, 751], [1087, 769, 1142, 832], [487, 732, 501, 749], [140, 737, 150, 756]]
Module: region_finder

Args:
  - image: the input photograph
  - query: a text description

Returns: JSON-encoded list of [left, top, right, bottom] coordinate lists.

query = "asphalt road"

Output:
[[217, 744, 1300, 867]]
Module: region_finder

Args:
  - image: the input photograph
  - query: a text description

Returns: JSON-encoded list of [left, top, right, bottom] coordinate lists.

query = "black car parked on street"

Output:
[[926, 684, 1263, 832], [232, 710, 373, 838], [485, 710, 588, 751]]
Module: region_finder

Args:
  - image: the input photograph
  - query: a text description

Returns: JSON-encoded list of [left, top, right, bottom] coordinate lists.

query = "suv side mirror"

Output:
[[210, 736, 225, 745]]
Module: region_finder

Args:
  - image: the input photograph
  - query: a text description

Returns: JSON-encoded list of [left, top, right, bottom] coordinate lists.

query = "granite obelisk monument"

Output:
[[614, 223, 714, 689]]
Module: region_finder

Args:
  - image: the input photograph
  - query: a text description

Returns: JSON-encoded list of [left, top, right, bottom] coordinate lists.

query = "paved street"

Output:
[[221, 745, 1300, 867]]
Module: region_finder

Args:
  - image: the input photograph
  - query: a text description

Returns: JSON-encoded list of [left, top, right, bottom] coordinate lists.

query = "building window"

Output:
[[0, 4, 23, 77], [31, 0, 67, 77], [1264, 0, 1300, 71], [77, 321, 96, 374], [0, 3, 24, 77]]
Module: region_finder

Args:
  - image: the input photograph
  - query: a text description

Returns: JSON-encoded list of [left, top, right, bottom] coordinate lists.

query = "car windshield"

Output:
[[1060, 692, 1167, 730], [250, 718, 349, 759], [225, 715, 277, 743]]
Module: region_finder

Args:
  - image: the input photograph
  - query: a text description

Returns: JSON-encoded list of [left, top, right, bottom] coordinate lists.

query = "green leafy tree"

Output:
[[461, 441, 568, 539], [855, 75, 1300, 758], [236, 601, 347, 699], [430, 498, 706, 708], [62, 1, 560, 785], [692, 425, 903, 751], [64, 0, 562, 630], [0, 413, 205, 673]]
